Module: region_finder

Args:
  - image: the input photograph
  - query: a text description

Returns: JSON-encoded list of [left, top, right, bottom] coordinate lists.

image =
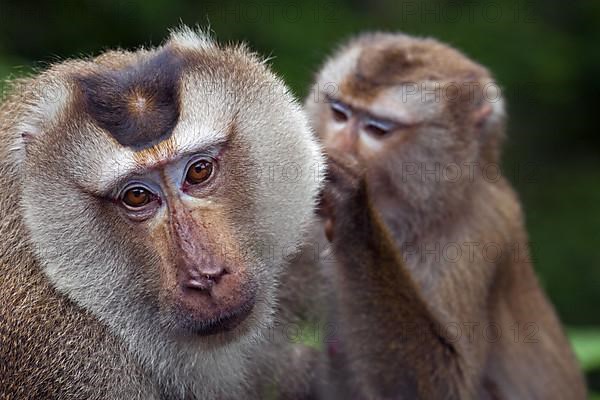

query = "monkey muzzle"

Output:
[[158, 202, 258, 337], [174, 268, 257, 337]]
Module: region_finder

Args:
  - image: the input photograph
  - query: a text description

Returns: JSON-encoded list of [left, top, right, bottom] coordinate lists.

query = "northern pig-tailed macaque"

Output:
[[305, 33, 586, 399], [0, 27, 324, 399]]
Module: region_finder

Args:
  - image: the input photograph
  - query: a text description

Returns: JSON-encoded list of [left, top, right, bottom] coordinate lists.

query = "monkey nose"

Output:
[[183, 267, 227, 291]]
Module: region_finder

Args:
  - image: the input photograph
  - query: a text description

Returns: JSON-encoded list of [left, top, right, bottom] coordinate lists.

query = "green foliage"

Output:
[[570, 329, 600, 397], [513, 162, 600, 324], [570, 328, 600, 372]]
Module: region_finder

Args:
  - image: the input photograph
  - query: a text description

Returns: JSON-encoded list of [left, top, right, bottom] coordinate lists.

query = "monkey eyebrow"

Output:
[[325, 95, 364, 121], [325, 94, 349, 106], [94, 139, 228, 197], [325, 94, 415, 128], [362, 116, 400, 132], [361, 107, 416, 129]]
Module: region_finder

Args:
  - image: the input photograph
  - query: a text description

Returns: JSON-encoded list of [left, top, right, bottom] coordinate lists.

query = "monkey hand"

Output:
[[320, 151, 372, 244]]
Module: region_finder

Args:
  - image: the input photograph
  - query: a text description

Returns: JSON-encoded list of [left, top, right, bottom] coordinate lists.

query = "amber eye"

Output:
[[122, 187, 153, 208], [186, 159, 214, 185]]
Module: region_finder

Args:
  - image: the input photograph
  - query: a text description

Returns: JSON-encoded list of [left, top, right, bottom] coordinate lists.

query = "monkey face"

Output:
[[90, 146, 261, 339], [19, 34, 323, 346], [306, 33, 503, 218]]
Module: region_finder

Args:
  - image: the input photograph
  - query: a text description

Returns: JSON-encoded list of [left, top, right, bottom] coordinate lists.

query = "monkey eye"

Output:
[[121, 185, 157, 209], [329, 100, 351, 123], [362, 118, 396, 138], [185, 158, 214, 186]]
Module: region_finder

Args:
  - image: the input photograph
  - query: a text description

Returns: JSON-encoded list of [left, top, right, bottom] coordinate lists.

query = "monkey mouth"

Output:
[[179, 294, 256, 337]]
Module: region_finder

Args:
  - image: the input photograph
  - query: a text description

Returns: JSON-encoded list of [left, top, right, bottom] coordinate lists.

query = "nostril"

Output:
[[185, 277, 213, 291], [184, 267, 228, 291], [205, 267, 228, 280]]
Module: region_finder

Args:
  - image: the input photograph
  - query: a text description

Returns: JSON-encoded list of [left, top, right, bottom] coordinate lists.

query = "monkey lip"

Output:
[[175, 290, 257, 337], [189, 296, 255, 336]]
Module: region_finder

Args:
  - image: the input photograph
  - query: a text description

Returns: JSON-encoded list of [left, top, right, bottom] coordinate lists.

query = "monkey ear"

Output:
[[12, 78, 70, 160], [473, 98, 505, 133], [472, 97, 506, 164], [20, 132, 36, 146], [473, 103, 493, 129]]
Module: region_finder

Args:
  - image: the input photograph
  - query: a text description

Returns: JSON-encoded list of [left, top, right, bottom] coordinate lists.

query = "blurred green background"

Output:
[[0, 0, 598, 395]]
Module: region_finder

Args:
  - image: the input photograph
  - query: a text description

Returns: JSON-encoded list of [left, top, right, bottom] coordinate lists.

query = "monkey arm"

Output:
[[323, 154, 480, 399]]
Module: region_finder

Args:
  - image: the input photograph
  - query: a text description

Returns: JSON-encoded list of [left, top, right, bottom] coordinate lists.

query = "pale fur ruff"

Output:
[[12, 27, 324, 398]]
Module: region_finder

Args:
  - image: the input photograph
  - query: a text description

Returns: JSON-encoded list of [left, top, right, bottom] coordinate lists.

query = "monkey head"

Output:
[[307, 33, 506, 233], [12, 29, 323, 359]]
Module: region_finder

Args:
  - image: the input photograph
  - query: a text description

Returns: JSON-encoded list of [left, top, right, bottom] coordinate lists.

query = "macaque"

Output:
[[305, 32, 586, 399], [0, 27, 324, 399]]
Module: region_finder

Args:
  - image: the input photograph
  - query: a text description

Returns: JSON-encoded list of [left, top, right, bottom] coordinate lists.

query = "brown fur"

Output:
[[341, 33, 488, 103], [305, 33, 586, 399]]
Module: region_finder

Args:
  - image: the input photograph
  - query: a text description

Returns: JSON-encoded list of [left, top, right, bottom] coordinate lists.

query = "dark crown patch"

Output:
[[77, 48, 184, 149]]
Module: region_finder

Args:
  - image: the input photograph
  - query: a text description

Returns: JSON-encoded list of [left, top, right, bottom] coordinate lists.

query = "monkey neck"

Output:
[[385, 176, 506, 246]]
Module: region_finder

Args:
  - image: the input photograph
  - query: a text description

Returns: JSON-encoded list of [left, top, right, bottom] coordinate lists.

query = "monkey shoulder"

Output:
[[0, 264, 155, 399]]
